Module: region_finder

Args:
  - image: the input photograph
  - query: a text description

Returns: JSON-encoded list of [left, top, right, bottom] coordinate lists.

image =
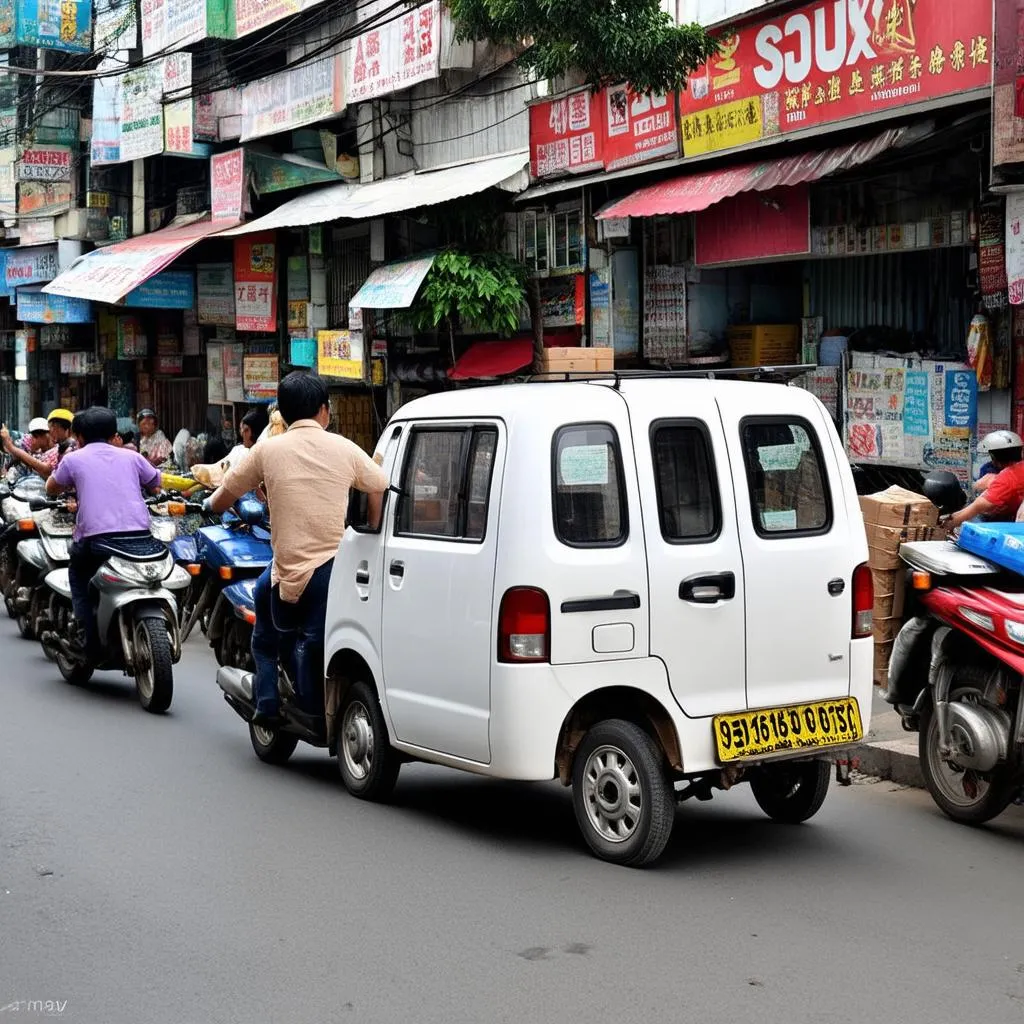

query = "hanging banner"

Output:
[[992, 0, 1024, 169], [17, 145, 71, 182], [980, 201, 1009, 310], [123, 271, 195, 309], [119, 62, 165, 162], [206, 342, 226, 402], [602, 86, 679, 171], [223, 342, 244, 402], [643, 265, 688, 361], [91, 62, 124, 166], [529, 88, 603, 179], [197, 263, 235, 325], [347, 0, 440, 103], [679, 0, 993, 158], [18, 180, 71, 216], [5, 245, 58, 288], [1008, 193, 1024, 307], [141, 0, 226, 58], [16, 0, 93, 52], [348, 256, 435, 309], [240, 55, 345, 143], [211, 149, 246, 221], [317, 330, 363, 379], [243, 354, 279, 400], [0, 149, 15, 217], [17, 286, 93, 324], [233, 234, 277, 332]]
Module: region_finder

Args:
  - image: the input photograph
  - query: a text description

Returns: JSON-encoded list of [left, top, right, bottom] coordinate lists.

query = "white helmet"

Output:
[[980, 429, 1024, 453]]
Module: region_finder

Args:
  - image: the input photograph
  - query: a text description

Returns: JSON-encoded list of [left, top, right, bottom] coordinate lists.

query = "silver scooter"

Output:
[[0, 472, 46, 617], [10, 502, 74, 642], [31, 496, 193, 713]]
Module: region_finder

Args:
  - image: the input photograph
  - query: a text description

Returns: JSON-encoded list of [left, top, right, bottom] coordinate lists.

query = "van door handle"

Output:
[[355, 569, 370, 585], [389, 561, 404, 578], [679, 572, 735, 604]]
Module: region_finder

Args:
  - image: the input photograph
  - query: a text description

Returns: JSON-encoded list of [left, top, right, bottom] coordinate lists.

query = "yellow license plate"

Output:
[[713, 697, 863, 763]]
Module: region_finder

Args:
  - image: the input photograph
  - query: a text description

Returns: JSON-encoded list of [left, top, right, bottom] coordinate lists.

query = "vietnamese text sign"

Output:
[[317, 330, 363, 379], [903, 371, 931, 436], [197, 263, 235, 325], [123, 271, 195, 309], [680, 0, 993, 158], [347, 0, 439, 102], [18, 145, 71, 182], [234, 234, 277, 332], [17, 286, 93, 324], [211, 150, 245, 221], [6, 246, 58, 287], [529, 88, 602, 179], [603, 86, 679, 171], [240, 55, 345, 142], [16, 0, 93, 52]]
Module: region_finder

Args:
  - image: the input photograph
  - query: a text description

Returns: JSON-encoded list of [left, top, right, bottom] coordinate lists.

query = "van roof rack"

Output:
[[523, 364, 816, 388]]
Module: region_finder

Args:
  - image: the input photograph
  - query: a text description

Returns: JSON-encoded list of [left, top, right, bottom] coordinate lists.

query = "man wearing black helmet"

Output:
[[46, 406, 163, 663]]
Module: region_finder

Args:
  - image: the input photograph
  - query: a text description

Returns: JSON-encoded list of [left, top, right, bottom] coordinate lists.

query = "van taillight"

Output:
[[498, 587, 550, 663], [852, 563, 873, 639]]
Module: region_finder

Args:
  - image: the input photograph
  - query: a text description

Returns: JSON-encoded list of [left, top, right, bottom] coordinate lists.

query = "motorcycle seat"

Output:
[[94, 532, 167, 561]]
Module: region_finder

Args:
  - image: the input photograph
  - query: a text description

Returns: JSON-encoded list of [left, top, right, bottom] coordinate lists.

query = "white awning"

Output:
[[222, 151, 529, 237]]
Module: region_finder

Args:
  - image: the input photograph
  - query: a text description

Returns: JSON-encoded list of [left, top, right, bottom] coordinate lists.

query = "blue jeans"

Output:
[[251, 559, 333, 716]]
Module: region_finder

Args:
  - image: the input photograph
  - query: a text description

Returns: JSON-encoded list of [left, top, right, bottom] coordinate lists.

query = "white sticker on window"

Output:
[[761, 509, 798, 531], [757, 444, 801, 471], [560, 445, 610, 486]]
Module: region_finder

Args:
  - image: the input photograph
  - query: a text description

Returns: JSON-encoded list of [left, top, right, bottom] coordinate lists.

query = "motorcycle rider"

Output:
[[1, 417, 51, 482], [203, 372, 389, 728], [947, 430, 1024, 528], [46, 407, 163, 664], [1, 409, 77, 480]]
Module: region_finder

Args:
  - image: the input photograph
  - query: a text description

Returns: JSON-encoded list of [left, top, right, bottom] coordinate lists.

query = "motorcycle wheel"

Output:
[[919, 681, 1016, 825], [56, 649, 93, 685], [749, 759, 831, 823], [16, 612, 34, 640], [249, 722, 298, 765], [133, 618, 174, 714], [0, 545, 13, 596]]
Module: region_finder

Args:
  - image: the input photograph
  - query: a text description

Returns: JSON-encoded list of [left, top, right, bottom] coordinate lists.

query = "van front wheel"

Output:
[[337, 681, 401, 801], [572, 720, 675, 867], [749, 759, 830, 823]]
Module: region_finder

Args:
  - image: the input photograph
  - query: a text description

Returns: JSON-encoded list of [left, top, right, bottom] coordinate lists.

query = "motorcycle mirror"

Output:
[[236, 497, 265, 526], [28, 496, 49, 511]]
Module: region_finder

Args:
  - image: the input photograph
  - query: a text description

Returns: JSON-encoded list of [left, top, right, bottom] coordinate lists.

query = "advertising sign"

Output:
[[317, 329, 363, 379], [0, 149, 15, 216], [197, 263, 235, 325], [243, 354, 279, 400], [234, 0, 298, 38], [17, 145, 71, 182], [91, 63, 124, 165], [18, 180, 71, 216], [206, 343, 226, 402], [1009, 194, 1024, 307], [679, 0, 993, 158], [603, 86, 679, 171], [141, 0, 216, 58], [16, 0, 93, 52], [992, 0, 1024, 169], [6, 246, 58, 287], [529, 88, 603, 178], [123, 271, 195, 309], [17, 286, 93, 324], [223, 342, 244, 402], [234, 234, 277, 332], [211, 150, 245, 221], [348, 257, 434, 309], [120, 62, 165, 162], [240, 55, 345, 142], [94, 0, 136, 52], [347, 0, 440, 102]]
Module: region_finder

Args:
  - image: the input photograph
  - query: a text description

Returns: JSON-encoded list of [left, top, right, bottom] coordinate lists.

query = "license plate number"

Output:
[[713, 698, 862, 763]]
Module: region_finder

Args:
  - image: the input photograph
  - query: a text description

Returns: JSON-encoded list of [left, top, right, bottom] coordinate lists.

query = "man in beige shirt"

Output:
[[205, 372, 389, 726]]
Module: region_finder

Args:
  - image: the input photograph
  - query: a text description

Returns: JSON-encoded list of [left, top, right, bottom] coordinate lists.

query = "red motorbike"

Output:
[[886, 472, 1024, 824]]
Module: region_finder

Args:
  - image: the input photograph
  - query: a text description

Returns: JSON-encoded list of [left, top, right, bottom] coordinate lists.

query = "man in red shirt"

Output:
[[949, 430, 1024, 527]]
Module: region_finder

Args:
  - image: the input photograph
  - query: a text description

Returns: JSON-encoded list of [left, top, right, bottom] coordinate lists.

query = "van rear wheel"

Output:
[[572, 720, 674, 867], [749, 759, 831, 823]]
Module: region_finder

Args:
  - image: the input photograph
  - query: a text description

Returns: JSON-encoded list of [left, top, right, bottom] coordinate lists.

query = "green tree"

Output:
[[447, 0, 718, 94]]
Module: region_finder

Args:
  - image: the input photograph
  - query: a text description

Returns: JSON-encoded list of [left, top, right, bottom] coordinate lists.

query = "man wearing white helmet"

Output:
[[948, 430, 1024, 527]]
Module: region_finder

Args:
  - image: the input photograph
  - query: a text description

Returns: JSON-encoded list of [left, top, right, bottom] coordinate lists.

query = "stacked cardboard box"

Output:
[[728, 324, 799, 367], [541, 347, 615, 374], [859, 486, 940, 683]]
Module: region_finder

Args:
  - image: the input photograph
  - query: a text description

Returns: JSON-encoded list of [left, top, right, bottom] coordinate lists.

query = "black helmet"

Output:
[[921, 470, 966, 516]]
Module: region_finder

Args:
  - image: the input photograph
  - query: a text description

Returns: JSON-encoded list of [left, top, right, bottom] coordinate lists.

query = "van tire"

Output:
[[571, 719, 674, 867], [337, 680, 401, 801], [749, 759, 830, 823]]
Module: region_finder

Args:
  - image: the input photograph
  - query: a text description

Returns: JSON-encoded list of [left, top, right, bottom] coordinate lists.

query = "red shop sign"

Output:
[[680, 0, 993, 158], [529, 88, 603, 179], [602, 85, 680, 172]]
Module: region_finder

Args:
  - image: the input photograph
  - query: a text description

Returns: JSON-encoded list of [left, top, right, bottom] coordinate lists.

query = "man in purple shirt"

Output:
[[47, 407, 162, 663]]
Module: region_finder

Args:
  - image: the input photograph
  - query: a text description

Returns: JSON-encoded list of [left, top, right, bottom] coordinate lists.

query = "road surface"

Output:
[[2, 612, 1023, 1024]]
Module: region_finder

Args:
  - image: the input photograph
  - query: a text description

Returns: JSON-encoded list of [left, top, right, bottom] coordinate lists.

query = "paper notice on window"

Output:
[[560, 445, 609, 486], [757, 444, 801, 472], [761, 509, 798, 532]]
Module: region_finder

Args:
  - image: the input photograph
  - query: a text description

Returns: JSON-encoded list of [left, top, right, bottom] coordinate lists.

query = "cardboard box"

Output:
[[543, 357, 598, 372], [860, 486, 939, 529], [873, 616, 903, 644], [866, 522, 935, 570], [541, 346, 614, 373], [872, 567, 906, 620], [728, 324, 799, 368]]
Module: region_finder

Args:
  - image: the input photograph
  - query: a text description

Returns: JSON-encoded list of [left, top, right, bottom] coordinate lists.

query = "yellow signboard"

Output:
[[680, 96, 763, 158], [317, 329, 363, 380]]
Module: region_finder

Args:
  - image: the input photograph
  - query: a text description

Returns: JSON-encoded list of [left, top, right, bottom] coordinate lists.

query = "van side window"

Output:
[[397, 426, 498, 541], [741, 418, 832, 536], [650, 423, 719, 541], [553, 424, 627, 547]]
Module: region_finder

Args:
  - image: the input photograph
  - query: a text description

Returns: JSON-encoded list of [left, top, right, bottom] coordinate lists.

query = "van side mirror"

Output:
[[347, 488, 387, 534]]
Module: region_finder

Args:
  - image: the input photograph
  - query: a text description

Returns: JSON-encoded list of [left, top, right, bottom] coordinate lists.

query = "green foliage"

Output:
[[447, 0, 719, 94], [412, 249, 527, 339]]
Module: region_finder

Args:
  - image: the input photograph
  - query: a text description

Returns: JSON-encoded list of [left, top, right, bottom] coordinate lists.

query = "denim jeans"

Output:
[[68, 536, 116, 659], [251, 559, 333, 716]]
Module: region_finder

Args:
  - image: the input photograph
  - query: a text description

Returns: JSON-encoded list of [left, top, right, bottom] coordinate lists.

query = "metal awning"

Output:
[[222, 151, 529, 237], [43, 216, 239, 305], [596, 128, 908, 220], [349, 256, 435, 309]]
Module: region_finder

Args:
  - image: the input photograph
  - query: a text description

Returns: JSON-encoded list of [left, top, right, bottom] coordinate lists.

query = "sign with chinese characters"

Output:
[[234, 234, 277, 333], [197, 263, 235, 325], [240, 55, 345, 142], [993, 0, 1024, 169], [529, 88, 602, 179], [243, 354, 279, 400], [163, 52, 194, 156], [17, 286, 93, 324], [680, 0, 993, 158], [603, 86, 679, 171], [17, 145, 71, 182], [1008, 193, 1024, 306], [141, 0, 227, 58], [317, 329, 364, 380], [16, 0, 93, 52], [211, 149, 245, 222], [347, 0, 440, 102], [6, 245, 58, 288], [123, 271, 195, 309], [119, 62, 165, 162]]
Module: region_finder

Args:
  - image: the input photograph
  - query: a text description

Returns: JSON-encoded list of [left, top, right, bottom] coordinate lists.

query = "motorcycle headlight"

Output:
[[107, 553, 173, 584], [149, 518, 178, 543]]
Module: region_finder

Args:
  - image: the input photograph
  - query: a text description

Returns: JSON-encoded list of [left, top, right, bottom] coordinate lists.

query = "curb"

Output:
[[849, 738, 925, 789]]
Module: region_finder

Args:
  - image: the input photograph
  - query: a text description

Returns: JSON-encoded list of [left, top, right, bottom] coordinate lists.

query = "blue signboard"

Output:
[[123, 271, 196, 309], [289, 337, 317, 368], [17, 286, 93, 323], [16, 0, 93, 53], [903, 371, 931, 437], [944, 370, 978, 430]]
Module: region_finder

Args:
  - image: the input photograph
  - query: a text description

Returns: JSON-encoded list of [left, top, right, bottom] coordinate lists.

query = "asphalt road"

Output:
[[2, 613, 1024, 1024]]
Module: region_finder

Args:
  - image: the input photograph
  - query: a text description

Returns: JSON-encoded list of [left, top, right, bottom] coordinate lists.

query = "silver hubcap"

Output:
[[342, 701, 374, 781], [928, 707, 992, 808], [582, 745, 643, 843], [135, 624, 153, 701], [252, 723, 275, 746]]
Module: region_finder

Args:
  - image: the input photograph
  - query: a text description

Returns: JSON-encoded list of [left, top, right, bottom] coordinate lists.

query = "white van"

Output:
[[323, 377, 873, 866]]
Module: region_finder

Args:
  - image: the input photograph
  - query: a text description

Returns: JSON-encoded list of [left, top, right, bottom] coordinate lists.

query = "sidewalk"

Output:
[[849, 688, 924, 788]]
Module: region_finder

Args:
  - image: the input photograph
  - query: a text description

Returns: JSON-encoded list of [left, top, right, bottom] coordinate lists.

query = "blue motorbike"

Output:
[[212, 576, 259, 670]]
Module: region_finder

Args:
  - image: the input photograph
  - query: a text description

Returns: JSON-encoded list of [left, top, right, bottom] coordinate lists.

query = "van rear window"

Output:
[[650, 422, 719, 542], [740, 419, 832, 536], [553, 424, 627, 547]]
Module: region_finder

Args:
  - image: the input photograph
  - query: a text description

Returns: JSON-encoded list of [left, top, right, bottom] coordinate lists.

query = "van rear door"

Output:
[[623, 381, 747, 717], [713, 385, 857, 711]]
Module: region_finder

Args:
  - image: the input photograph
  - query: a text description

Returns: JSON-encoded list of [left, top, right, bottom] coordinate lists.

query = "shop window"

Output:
[[740, 418, 832, 537], [553, 424, 627, 547], [519, 205, 584, 275], [650, 422, 720, 542], [396, 426, 499, 541], [520, 209, 549, 274]]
